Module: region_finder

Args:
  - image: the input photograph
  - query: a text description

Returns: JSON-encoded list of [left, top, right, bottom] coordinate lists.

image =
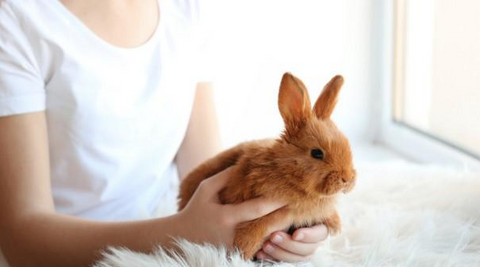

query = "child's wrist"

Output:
[[164, 211, 191, 244]]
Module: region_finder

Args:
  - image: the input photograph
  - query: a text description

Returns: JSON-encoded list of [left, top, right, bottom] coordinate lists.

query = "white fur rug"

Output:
[[95, 162, 480, 267]]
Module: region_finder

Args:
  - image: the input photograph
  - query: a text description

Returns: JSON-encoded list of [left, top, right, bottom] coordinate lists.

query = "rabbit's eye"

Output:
[[311, 149, 324, 160]]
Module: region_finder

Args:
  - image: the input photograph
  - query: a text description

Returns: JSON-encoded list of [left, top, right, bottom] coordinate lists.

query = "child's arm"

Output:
[[0, 112, 285, 267], [176, 82, 223, 180]]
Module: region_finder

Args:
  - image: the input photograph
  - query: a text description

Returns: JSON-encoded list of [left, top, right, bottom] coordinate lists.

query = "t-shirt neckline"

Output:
[[50, 0, 164, 54]]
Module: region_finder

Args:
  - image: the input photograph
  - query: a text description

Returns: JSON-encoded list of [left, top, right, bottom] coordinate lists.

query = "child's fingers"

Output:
[[197, 168, 232, 200], [256, 251, 276, 262], [291, 224, 329, 243], [267, 232, 319, 256], [261, 242, 311, 263], [228, 197, 287, 222]]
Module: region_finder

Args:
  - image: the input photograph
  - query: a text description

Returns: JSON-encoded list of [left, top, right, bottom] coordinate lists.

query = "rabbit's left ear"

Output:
[[278, 73, 312, 128], [313, 75, 344, 119]]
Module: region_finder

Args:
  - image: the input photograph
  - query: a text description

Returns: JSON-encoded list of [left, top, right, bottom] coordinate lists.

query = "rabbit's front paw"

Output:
[[323, 211, 341, 235], [234, 227, 264, 260]]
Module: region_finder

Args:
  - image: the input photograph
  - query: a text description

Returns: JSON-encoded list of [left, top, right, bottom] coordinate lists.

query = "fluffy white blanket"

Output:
[[95, 162, 480, 267]]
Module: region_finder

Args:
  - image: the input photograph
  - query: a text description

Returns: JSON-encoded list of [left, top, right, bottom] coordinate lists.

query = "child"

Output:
[[0, 0, 327, 265]]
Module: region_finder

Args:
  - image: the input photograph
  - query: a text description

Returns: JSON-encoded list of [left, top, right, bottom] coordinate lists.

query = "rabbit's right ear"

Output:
[[278, 73, 312, 135], [313, 75, 344, 119]]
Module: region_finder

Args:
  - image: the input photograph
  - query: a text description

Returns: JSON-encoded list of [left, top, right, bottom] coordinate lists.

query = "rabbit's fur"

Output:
[[178, 73, 356, 259]]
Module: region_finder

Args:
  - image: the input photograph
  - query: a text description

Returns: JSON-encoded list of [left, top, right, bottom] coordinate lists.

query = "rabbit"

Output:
[[178, 72, 356, 259]]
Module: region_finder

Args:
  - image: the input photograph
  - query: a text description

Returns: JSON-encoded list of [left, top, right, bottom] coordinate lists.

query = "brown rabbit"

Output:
[[178, 73, 356, 259]]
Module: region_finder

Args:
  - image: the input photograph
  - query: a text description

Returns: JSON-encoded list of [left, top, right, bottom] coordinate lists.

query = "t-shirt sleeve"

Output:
[[0, 1, 45, 117]]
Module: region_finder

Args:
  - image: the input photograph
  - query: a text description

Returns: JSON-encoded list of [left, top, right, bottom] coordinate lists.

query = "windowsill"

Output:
[[351, 142, 480, 179]]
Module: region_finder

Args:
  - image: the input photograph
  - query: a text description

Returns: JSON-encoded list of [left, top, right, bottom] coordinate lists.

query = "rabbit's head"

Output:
[[275, 73, 356, 197]]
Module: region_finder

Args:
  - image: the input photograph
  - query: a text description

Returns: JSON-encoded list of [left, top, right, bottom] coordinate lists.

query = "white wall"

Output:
[[205, 0, 379, 148]]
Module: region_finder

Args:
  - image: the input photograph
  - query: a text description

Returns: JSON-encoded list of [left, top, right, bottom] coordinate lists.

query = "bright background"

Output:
[[207, 0, 383, 148]]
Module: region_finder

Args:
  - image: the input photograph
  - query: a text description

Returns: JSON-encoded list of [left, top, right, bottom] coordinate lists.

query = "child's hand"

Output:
[[255, 224, 329, 262], [175, 168, 287, 247]]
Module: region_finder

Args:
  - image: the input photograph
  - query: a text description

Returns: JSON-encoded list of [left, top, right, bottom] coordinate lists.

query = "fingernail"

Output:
[[265, 244, 275, 253], [294, 232, 305, 241], [271, 234, 283, 244]]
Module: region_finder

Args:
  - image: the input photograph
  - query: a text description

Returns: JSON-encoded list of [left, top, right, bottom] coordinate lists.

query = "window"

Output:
[[392, 0, 480, 160]]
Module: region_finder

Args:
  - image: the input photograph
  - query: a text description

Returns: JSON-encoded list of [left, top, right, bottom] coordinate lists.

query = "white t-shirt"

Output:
[[0, 0, 210, 220]]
